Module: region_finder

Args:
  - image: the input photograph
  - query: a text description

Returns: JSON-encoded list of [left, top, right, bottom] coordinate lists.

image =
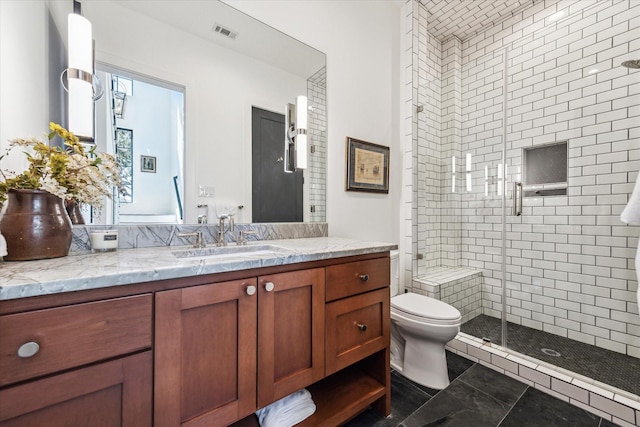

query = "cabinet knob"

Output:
[[356, 323, 367, 332], [264, 282, 275, 292], [359, 274, 369, 282], [246, 285, 257, 296], [17, 341, 40, 358]]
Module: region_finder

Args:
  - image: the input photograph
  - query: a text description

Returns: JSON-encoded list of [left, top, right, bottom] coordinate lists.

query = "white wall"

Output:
[[226, 0, 403, 244], [0, 1, 52, 173]]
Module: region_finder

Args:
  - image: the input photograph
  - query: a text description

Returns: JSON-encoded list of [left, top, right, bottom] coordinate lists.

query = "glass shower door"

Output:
[[498, 1, 640, 396]]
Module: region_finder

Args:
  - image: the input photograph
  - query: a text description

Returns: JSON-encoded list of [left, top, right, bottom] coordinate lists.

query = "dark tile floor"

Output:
[[461, 314, 640, 396], [344, 352, 620, 427]]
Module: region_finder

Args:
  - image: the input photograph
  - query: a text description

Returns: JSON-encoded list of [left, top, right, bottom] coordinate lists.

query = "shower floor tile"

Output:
[[461, 314, 640, 396]]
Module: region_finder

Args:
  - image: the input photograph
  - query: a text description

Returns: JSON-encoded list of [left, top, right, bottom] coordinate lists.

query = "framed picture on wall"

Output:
[[345, 137, 389, 193], [141, 155, 156, 173]]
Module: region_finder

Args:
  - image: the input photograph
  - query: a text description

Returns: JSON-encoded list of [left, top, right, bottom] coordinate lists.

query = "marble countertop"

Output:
[[0, 237, 397, 301]]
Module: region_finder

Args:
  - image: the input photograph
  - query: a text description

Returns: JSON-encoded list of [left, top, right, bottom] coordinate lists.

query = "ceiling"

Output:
[[106, 0, 325, 79], [107, 0, 543, 73], [419, 0, 540, 42]]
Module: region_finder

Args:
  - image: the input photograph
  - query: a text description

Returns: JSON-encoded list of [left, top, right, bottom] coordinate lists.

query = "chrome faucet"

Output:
[[177, 231, 205, 248], [236, 229, 258, 246], [217, 214, 234, 246]]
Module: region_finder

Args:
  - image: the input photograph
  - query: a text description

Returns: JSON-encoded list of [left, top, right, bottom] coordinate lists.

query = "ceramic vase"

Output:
[[0, 189, 73, 261], [65, 199, 86, 225]]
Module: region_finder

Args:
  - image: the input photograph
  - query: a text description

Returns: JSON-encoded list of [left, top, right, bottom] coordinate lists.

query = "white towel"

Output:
[[621, 171, 640, 317], [621, 172, 640, 225], [256, 389, 316, 427]]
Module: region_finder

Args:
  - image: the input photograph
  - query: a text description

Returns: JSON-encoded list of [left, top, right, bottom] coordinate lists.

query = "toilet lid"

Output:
[[391, 293, 461, 321]]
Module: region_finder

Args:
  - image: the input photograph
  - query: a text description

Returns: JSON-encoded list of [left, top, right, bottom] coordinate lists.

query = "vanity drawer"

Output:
[[325, 287, 389, 375], [326, 257, 390, 302], [0, 294, 152, 387]]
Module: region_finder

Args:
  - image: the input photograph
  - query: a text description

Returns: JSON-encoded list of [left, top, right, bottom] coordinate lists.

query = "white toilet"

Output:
[[389, 251, 462, 390]]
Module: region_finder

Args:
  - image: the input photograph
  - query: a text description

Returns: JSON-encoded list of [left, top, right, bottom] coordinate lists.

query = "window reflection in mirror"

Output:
[[93, 65, 185, 225]]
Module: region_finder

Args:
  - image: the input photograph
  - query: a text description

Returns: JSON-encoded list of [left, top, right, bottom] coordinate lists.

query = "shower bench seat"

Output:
[[412, 266, 482, 323]]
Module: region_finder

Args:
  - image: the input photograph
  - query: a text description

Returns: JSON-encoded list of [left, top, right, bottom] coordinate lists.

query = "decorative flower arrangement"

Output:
[[0, 122, 123, 212]]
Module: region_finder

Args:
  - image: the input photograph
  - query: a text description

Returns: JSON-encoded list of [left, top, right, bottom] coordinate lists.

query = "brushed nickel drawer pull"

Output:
[[17, 341, 40, 358], [246, 285, 257, 296], [359, 274, 369, 282], [264, 282, 275, 292], [356, 323, 367, 331]]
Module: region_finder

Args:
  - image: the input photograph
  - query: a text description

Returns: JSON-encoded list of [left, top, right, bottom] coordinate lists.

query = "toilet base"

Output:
[[396, 338, 450, 390]]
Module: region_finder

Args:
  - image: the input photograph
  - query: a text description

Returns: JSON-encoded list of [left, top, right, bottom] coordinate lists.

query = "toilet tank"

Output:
[[390, 250, 399, 297]]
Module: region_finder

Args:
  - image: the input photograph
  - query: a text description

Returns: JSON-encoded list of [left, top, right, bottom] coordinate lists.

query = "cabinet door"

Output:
[[257, 268, 325, 408], [155, 279, 258, 427], [0, 352, 151, 427]]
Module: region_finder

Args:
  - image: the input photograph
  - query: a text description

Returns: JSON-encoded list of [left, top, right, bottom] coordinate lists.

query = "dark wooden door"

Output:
[[252, 107, 303, 223], [257, 268, 325, 408], [154, 279, 258, 427], [0, 352, 152, 427]]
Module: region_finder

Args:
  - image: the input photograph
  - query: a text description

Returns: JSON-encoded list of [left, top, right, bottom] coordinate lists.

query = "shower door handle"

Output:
[[512, 182, 522, 216]]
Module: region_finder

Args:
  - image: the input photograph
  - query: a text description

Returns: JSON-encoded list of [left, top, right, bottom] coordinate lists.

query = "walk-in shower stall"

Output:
[[407, 0, 640, 410]]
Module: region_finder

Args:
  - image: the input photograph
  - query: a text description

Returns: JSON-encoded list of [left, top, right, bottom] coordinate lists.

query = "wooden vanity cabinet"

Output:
[[0, 352, 152, 427], [154, 278, 259, 427], [0, 251, 390, 427], [0, 295, 153, 427], [154, 268, 325, 427], [297, 256, 391, 426], [257, 268, 325, 408]]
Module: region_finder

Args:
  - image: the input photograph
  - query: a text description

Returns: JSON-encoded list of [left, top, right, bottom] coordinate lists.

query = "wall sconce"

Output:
[[113, 91, 127, 119], [62, 1, 103, 141], [284, 95, 308, 172]]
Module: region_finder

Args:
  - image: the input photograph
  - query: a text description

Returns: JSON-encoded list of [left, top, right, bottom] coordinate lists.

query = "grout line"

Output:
[[495, 385, 531, 427]]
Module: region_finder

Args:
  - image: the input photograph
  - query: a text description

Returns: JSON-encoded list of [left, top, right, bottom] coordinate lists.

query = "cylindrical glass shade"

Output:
[[295, 95, 308, 169], [68, 13, 93, 139], [296, 133, 307, 170]]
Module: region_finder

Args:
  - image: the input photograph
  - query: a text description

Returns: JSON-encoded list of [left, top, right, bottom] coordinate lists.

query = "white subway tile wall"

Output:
[[402, 0, 414, 288], [404, 0, 640, 420], [307, 66, 327, 222], [409, 0, 640, 358]]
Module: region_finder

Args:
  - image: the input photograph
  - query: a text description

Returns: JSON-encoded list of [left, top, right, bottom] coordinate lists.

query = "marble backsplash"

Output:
[[71, 222, 328, 253]]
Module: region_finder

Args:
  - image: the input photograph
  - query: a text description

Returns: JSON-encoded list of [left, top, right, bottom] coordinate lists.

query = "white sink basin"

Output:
[[172, 244, 290, 260]]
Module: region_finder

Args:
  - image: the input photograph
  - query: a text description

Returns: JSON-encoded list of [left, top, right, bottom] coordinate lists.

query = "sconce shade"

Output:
[[296, 133, 308, 170], [295, 95, 308, 169], [67, 13, 94, 139]]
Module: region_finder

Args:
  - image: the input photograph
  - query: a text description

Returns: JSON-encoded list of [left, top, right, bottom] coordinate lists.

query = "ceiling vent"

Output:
[[212, 23, 238, 40]]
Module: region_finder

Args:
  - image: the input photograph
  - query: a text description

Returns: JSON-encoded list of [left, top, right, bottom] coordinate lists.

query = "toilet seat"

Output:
[[391, 293, 461, 325]]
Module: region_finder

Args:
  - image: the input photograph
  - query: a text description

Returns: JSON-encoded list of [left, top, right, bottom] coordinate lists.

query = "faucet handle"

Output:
[[196, 231, 205, 248], [177, 232, 205, 248], [237, 229, 258, 246]]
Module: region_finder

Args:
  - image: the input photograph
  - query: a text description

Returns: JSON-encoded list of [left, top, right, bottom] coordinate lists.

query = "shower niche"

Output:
[[522, 141, 568, 197]]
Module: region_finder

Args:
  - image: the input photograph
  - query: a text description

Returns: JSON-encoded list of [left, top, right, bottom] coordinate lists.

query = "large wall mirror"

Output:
[[2, 0, 326, 225]]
